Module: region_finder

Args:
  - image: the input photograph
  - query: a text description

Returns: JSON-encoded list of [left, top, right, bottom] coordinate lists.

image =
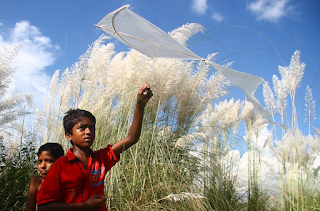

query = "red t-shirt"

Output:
[[37, 145, 120, 211]]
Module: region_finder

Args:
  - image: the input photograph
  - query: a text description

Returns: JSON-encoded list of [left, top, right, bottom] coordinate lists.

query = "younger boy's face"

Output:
[[66, 117, 96, 149], [38, 151, 57, 178]]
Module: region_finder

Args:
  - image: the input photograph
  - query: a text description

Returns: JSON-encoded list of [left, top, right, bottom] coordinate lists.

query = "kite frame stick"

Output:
[[95, 5, 203, 60], [111, 5, 135, 50], [94, 24, 204, 61]]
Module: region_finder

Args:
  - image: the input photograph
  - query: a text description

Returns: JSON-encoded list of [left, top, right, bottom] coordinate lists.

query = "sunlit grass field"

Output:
[[1, 24, 319, 210]]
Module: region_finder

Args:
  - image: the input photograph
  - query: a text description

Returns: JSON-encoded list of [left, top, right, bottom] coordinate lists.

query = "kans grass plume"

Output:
[[32, 23, 320, 210]]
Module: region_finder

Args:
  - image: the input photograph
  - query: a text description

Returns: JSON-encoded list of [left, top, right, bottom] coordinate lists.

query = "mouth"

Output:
[[40, 171, 48, 175], [84, 137, 93, 142]]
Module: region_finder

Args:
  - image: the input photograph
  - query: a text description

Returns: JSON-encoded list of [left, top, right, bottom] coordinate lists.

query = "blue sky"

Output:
[[1, 0, 319, 133]]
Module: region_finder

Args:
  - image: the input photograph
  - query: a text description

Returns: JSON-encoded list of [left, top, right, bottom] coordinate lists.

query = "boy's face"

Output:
[[38, 151, 57, 178], [66, 117, 96, 149]]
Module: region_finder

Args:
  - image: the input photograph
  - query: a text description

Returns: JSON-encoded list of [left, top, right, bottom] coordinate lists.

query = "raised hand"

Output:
[[84, 195, 106, 210], [137, 84, 153, 105]]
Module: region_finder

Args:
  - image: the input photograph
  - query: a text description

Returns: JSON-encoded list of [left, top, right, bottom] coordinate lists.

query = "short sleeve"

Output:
[[95, 145, 120, 172]]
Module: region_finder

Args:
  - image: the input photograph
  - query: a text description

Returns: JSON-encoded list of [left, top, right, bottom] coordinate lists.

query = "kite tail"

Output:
[[208, 61, 288, 130]]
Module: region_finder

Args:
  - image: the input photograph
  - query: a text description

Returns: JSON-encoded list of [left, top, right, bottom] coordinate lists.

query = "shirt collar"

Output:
[[66, 148, 95, 161]]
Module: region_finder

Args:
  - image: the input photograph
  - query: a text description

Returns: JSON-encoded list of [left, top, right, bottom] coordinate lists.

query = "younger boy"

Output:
[[36, 84, 153, 211], [27, 142, 64, 211]]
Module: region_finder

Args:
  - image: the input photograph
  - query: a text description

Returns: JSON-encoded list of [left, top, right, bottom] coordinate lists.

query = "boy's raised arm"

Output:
[[112, 84, 153, 157]]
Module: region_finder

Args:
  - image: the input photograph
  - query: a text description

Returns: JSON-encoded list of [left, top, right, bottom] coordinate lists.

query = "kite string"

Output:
[[230, 25, 285, 66]]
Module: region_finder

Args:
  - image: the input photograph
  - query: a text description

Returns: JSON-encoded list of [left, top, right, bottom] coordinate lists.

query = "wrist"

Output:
[[136, 101, 146, 110]]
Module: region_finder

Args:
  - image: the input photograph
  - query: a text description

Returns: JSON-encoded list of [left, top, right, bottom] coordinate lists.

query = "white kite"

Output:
[[95, 5, 286, 129]]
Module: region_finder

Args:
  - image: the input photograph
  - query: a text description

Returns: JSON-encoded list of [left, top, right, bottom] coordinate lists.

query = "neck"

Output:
[[72, 146, 91, 170], [73, 146, 91, 158]]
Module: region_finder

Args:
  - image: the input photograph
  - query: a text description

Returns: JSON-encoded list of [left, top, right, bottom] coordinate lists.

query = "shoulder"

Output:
[[46, 156, 68, 174], [95, 145, 113, 154], [30, 175, 43, 184], [52, 155, 68, 166], [29, 175, 43, 191], [56, 155, 67, 162], [94, 145, 120, 163], [94, 145, 117, 158]]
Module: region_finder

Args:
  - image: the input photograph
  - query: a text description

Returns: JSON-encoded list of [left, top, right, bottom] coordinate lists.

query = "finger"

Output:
[[143, 84, 150, 89], [139, 85, 148, 95], [92, 195, 101, 200], [142, 84, 150, 91], [99, 196, 106, 202], [147, 89, 153, 98], [143, 88, 153, 98], [137, 84, 152, 102], [140, 85, 149, 95]]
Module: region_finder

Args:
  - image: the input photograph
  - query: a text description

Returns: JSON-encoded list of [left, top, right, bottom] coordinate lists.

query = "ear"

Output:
[[65, 132, 73, 142]]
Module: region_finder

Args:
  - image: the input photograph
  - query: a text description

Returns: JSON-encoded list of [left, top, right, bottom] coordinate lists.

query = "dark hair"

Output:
[[38, 143, 64, 159], [63, 109, 96, 135]]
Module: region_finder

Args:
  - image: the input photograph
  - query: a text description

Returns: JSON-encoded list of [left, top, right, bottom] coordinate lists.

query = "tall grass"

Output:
[[0, 42, 38, 210], [1, 24, 319, 210], [31, 28, 320, 210], [0, 42, 34, 128], [35, 24, 234, 210], [0, 135, 37, 211], [259, 51, 320, 210]]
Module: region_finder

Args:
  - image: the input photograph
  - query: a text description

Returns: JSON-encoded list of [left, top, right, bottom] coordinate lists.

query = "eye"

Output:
[[38, 160, 42, 164], [78, 125, 86, 131], [46, 159, 54, 163]]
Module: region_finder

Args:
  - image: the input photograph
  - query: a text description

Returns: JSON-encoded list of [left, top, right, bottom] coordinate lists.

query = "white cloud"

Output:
[[0, 21, 60, 108], [212, 12, 224, 23], [232, 127, 280, 195], [247, 0, 293, 22], [191, 0, 208, 15], [313, 156, 320, 172]]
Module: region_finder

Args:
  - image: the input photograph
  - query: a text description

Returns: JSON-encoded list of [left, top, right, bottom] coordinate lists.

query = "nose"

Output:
[[41, 162, 46, 169], [85, 127, 91, 134]]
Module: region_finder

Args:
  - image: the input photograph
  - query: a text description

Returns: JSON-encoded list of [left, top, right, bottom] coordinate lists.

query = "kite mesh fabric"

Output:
[[95, 5, 288, 127], [96, 5, 201, 60]]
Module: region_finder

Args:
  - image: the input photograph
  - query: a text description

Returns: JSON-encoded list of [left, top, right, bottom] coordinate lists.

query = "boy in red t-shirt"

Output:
[[37, 84, 153, 211]]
